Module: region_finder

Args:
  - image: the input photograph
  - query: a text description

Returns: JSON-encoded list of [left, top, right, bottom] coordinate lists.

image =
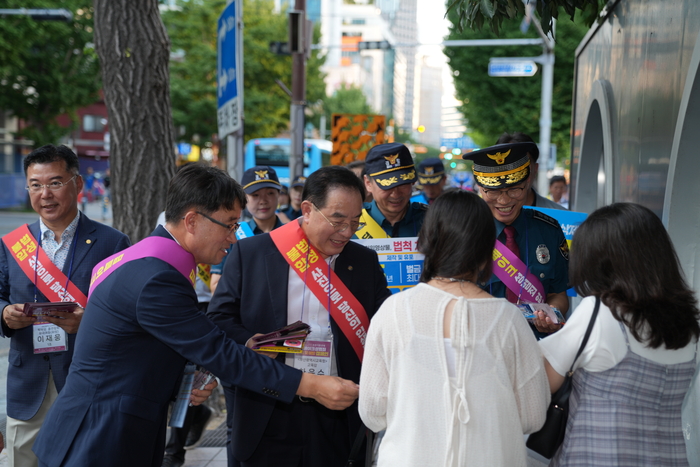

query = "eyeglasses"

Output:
[[481, 186, 525, 200], [312, 204, 366, 233], [26, 176, 76, 193], [196, 211, 240, 235]]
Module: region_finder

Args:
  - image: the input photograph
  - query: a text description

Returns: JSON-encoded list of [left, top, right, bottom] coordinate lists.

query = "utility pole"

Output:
[[289, 1, 306, 181]]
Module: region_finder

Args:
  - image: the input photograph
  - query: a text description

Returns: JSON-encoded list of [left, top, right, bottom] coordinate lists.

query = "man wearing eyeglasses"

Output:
[[207, 166, 391, 467], [463, 142, 569, 338], [0, 144, 130, 467], [357, 143, 427, 239]]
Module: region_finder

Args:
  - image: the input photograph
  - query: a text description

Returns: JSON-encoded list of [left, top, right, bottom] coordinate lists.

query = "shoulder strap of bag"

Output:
[[569, 296, 601, 375], [551, 297, 600, 405], [346, 425, 370, 466]]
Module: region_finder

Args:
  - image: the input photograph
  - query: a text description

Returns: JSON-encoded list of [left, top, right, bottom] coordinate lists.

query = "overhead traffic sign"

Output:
[[488, 60, 538, 77], [217, 1, 242, 138]]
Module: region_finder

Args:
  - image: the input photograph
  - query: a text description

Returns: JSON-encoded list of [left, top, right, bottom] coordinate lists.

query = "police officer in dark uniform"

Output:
[[411, 157, 447, 205], [359, 143, 427, 238], [463, 142, 569, 338]]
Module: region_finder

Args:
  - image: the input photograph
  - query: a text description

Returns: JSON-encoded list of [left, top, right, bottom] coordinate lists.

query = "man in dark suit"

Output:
[[208, 166, 392, 467], [0, 144, 130, 467], [33, 164, 360, 467]]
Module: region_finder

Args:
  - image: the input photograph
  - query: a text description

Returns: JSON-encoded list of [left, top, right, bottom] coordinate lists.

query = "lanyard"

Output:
[[34, 218, 80, 303]]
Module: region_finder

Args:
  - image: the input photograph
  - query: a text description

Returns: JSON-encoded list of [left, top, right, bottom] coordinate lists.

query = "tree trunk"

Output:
[[94, 0, 176, 242]]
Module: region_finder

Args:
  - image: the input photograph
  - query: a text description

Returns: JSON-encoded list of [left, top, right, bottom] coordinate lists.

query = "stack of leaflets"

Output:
[[517, 303, 566, 325], [250, 321, 311, 354]]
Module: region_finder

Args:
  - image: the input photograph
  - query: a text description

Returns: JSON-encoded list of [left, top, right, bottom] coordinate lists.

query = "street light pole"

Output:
[[289, 1, 306, 182]]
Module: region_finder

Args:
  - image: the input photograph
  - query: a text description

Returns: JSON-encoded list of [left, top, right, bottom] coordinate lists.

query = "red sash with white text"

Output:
[[270, 221, 370, 361], [1, 225, 88, 307]]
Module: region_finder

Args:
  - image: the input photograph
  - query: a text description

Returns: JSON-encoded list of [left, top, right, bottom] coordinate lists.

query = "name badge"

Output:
[[32, 322, 68, 354], [293, 340, 333, 376]]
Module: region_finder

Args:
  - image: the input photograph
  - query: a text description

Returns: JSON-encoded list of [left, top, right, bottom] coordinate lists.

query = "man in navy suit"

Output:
[[208, 166, 392, 467], [0, 144, 130, 467], [33, 164, 361, 467]]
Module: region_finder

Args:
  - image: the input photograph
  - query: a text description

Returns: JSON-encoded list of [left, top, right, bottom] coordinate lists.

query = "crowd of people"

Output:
[[0, 141, 697, 467]]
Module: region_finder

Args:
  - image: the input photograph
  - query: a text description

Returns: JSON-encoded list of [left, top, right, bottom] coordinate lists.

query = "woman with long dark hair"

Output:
[[540, 203, 700, 466], [359, 190, 549, 466]]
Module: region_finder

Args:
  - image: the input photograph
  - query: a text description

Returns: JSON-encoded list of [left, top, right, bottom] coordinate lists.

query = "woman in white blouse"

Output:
[[359, 190, 550, 466], [539, 203, 700, 466]]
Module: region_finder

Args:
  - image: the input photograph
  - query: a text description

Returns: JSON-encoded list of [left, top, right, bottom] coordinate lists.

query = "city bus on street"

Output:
[[244, 138, 331, 185]]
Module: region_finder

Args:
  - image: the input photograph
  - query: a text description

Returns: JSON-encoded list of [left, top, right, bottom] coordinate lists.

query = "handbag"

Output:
[[526, 297, 600, 459]]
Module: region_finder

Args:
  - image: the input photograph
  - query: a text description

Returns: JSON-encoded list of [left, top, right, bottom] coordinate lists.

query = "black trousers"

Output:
[[228, 390, 351, 467]]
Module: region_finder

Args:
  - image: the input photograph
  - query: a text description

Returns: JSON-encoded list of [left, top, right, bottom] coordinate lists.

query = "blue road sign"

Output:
[[440, 136, 476, 149], [488, 60, 538, 77], [217, 1, 241, 138]]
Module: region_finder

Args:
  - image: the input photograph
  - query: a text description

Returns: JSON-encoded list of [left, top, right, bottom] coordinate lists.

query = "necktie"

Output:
[[503, 225, 520, 303]]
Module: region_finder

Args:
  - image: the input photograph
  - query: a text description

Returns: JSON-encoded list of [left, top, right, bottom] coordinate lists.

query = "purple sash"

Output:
[[88, 237, 196, 299], [492, 240, 545, 303]]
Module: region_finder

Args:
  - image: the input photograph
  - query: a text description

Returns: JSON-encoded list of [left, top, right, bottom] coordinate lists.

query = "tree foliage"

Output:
[[447, 0, 605, 35], [162, 0, 327, 145], [322, 83, 373, 119], [444, 8, 588, 158], [0, 0, 101, 146]]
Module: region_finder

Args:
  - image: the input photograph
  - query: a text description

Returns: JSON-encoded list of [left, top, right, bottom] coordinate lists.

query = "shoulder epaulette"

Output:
[[528, 209, 560, 230]]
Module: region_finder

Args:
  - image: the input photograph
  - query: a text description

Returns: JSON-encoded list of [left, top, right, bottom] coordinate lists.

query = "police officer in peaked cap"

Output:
[[358, 143, 427, 238], [464, 142, 569, 338]]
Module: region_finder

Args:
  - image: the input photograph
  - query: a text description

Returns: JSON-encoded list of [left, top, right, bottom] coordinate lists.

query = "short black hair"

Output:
[[346, 160, 366, 177], [302, 166, 365, 208], [495, 132, 539, 162], [165, 163, 247, 222], [418, 190, 495, 283], [570, 203, 700, 349], [24, 144, 80, 176], [549, 175, 567, 186]]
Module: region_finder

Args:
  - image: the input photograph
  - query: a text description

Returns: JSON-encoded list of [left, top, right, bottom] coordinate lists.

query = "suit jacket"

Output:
[[207, 232, 391, 461], [32, 226, 303, 467], [0, 212, 130, 420]]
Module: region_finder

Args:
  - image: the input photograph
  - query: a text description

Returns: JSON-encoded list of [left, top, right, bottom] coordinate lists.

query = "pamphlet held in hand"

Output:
[[250, 321, 311, 354]]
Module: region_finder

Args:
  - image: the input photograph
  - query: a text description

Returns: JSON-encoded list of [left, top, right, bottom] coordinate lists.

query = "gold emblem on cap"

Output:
[[487, 149, 512, 165], [420, 175, 442, 185], [424, 167, 434, 175], [384, 154, 400, 165], [255, 170, 268, 179], [400, 172, 415, 181], [376, 176, 398, 187]]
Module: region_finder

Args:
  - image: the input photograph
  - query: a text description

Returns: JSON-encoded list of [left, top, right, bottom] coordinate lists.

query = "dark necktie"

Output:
[[503, 225, 520, 304]]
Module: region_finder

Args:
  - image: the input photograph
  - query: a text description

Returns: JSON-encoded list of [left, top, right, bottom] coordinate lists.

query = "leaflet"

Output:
[[250, 321, 311, 354]]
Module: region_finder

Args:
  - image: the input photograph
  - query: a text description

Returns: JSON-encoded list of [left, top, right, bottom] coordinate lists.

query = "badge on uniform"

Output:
[[536, 244, 550, 264], [559, 239, 570, 260]]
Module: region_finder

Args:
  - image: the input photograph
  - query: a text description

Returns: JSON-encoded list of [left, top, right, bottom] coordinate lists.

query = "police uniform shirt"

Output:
[[281, 206, 302, 221], [485, 208, 569, 301], [362, 199, 427, 238]]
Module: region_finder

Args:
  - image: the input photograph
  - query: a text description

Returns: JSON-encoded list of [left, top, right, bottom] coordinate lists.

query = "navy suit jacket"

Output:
[[207, 232, 391, 461], [33, 226, 303, 467], [0, 213, 130, 420]]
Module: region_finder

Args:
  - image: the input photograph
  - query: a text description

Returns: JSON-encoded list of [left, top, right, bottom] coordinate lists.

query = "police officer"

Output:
[[496, 132, 566, 211], [210, 166, 284, 294], [463, 142, 569, 337], [412, 157, 447, 205], [359, 143, 427, 238], [278, 175, 305, 222]]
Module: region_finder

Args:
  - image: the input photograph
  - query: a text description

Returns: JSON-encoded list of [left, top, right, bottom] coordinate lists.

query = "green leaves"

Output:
[[0, 0, 101, 146], [447, 0, 605, 35], [444, 5, 589, 162]]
